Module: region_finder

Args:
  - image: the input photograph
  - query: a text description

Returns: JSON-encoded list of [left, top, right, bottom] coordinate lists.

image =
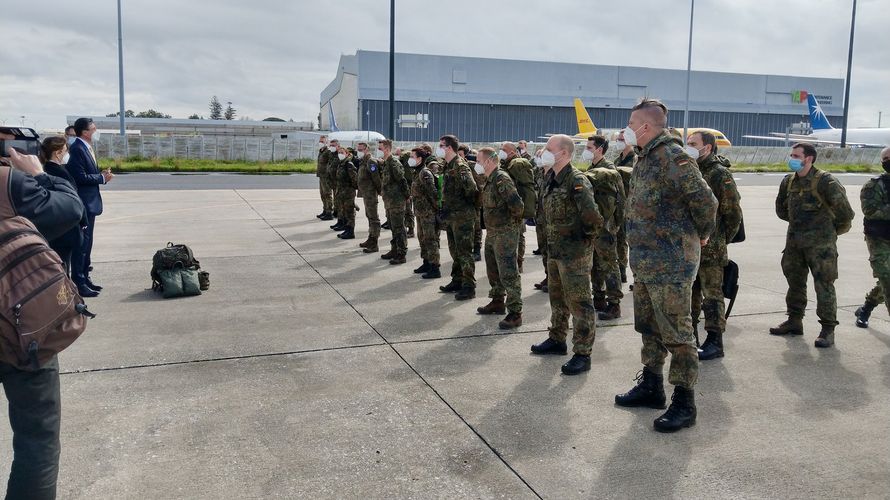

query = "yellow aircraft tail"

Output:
[[573, 98, 598, 137]]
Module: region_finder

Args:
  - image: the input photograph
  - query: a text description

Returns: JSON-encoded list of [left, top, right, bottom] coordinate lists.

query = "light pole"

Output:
[[840, 0, 857, 148], [682, 0, 694, 146], [389, 0, 395, 140], [117, 0, 126, 136]]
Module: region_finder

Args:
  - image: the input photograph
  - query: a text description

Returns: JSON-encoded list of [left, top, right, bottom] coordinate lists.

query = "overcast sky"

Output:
[[1, 0, 887, 131]]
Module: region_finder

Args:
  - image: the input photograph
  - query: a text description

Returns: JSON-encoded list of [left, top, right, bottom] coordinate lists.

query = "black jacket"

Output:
[[8, 167, 84, 241], [42, 162, 87, 250]]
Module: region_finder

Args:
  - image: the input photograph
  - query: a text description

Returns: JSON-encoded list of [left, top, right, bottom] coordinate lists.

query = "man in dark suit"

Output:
[[66, 117, 113, 297]]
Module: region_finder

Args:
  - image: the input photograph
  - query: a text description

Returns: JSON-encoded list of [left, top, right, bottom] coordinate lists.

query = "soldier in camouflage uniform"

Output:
[[437, 135, 479, 300], [500, 142, 535, 273], [532, 150, 550, 292], [326, 139, 341, 221], [530, 135, 604, 376], [614, 130, 636, 283], [686, 132, 743, 361], [459, 145, 484, 262], [330, 146, 358, 240], [614, 99, 718, 433], [376, 140, 409, 265], [355, 142, 382, 252], [316, 136, 334, 220], [854, 147, 890, 329], [582, 135, 625, 321], [411, 148, 442, 279], [474, 147, 525, 329], [770, 142, 854, 348]]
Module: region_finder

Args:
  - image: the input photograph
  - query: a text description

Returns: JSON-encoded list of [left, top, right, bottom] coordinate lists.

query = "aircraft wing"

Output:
[[743, 134, 885, 148]]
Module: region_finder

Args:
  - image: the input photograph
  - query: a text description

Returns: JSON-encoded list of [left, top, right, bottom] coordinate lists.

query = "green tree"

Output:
[[209, 96, 223, 120], [224, 101, 236, 120], [188, 114, 202, 120], [136, 109, 172, 119]]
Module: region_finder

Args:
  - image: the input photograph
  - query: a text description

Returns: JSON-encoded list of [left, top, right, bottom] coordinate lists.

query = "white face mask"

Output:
[[474, 162, 485, 175], [62, 153, 70, 164], [684, 145, 701, 160], [328, 146, 337, 153], [407, 158, 418, 167], [375, 150, 384, 158], [435, 146, 446, 158], [615, 141, 626, 151], [623, 125, 642, 147], [356, 150, 366, 159], [497, 150, 508, 161], [581, 149, 594, 162], [337, 153, 346, 161], [90, 131, 100, 143], [540, 150, 556, 167], [66, 136, 76, 146]]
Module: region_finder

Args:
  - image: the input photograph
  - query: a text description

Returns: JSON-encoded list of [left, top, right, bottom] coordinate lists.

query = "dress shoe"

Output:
[[654, 386, 696, 433], [85, 278, 103, 291], [615, 368, 667, 409], [561, 354, 591, 375], [76, 284, 100, 298], [530, 338, 568, 355], [477, 297, 506, 315], [439, 280, 461, 293], [769, 317, 803, 336], [499, 312, 522, 329]]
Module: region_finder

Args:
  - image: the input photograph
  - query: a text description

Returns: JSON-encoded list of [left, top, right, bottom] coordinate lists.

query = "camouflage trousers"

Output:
[[446, 210, 476, 288], [485, 225, 522, 313], [336, 190, 356, 228], [634, 281, 698, 389], [518, 225, 526, 267], [405, 198, 415, 233], [362, 194, 381, 239], [474, 209, 483, 249], [547, 250, 597, 355], [416, 212, 440, 265], [866, 236, 890, 314], [591, 231, 623, 304], [387, 203, 407, 256], [781, 242, 838, 326], [863, 282, 884, 308], [319, 176, 333, 213], [691, 263, 726, 333], [617, 225, 628, 267], [535, 207, 548, 275]]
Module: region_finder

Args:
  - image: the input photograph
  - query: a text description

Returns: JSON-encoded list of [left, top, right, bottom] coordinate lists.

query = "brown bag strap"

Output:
[[0, 167, 16, 220]]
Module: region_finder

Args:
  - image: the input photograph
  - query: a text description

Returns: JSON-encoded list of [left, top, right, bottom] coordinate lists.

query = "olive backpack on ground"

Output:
[[0, 167, 94, 370], [150, 242, 209, 298]]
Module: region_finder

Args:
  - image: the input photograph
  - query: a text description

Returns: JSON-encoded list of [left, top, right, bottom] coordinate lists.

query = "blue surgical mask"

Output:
[[787, 158, 804, 172]]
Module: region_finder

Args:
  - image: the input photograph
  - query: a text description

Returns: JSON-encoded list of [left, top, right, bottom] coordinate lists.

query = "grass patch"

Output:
[[733, 163, 881, 173]]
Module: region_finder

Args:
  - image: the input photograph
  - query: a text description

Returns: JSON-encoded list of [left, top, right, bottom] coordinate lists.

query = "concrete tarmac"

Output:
[[2, 178, 888, 499]]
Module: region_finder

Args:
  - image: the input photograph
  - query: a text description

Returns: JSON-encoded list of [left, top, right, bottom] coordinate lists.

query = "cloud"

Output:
[[1, 0, 887, 130]]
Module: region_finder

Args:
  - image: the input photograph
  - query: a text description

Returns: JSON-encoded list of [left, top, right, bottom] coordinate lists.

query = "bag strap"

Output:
[[0, 167, 16, 220]]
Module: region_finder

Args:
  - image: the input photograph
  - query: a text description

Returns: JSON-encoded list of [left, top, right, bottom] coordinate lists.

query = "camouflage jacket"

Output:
[[861, 173, 890, 221], [543, 164, 603, 260], [776, 166, 854, 246], [584, 166, 625, 235], [626, 131, 717, 283], [336, 156, 358, 192], [356, 154, 382, 195], [316, 146, 330, 177], [590, 157, 614, 171], [616, 150, 637, 168], [441, 156, 478, 215], [381, 155, 408, 206], [412, 165, 439, 214], [483, 168, 524, 229], [698, 154, 742, 266], [326, 149, 340, 186]]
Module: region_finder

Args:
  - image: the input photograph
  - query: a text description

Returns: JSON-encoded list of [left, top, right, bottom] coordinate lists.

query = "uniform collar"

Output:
[[638, 131, 679, 158]]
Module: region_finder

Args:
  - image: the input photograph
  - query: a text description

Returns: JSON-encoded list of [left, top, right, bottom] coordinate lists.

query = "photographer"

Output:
[[0, 134, 85, 500]]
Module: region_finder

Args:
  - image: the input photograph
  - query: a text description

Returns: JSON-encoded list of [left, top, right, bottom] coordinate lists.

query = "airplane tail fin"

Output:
[[806, 93, 833, 130], [573, 98, 598, 137], [328, 104, 339, 132]]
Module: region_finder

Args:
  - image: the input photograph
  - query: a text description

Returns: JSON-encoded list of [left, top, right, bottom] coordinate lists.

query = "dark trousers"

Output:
[[0, 357, 61, 500], [71, 215, 95, 284]]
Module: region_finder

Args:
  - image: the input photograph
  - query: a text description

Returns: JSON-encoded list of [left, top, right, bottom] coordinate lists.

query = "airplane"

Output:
[[314, 104, 386, 142], [743, 93, 890, 147], [545, 98, 732, 147]]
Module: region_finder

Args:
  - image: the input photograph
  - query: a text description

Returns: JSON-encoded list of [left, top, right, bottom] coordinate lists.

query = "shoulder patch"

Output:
[[370, 164, 377, 172]]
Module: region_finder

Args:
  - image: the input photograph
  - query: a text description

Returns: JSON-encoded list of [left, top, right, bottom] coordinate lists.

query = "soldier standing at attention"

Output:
[[530, 134, 603, 376], [378, 140, 409, 265], [532, 148, 550, 292], [437, 135, 479, 301], [331, 145, 358, 240], [614, 98, 717, 433], [499, 142, 535, 273], [856, 148, 890, 327], [685, 131, 742, 360], [316, 135, 334, 220], [582, 135, 625, 321], [475, 147, 525, 329], [458, 144, 485, 263], [326, 139, 341, 224], [411, 147, 442, 279], [614, 129, 635, 284], [355, 142, 382, 253], [769, 143, 854, 347]]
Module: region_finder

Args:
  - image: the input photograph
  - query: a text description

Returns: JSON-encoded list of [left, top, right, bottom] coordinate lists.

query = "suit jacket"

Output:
[[65, 138, 104, 215]]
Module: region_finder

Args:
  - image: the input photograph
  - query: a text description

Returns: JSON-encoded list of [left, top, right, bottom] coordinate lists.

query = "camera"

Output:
[[0, 127, 40, 157]]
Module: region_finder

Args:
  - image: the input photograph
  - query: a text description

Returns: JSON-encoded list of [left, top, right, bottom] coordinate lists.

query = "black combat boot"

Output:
[[769, 316, 804, 336], [422, 264, 441, 279], [499, 312, 522, 329], [653, 386, 697, 433], [319, 211, 334, 221], [439, 280, 461, 293], [855, 304, 875, 328], [337, 227, 355, 239], [381, 220, 391, 230], [530, 337, 568, 355], [597, 303, 621, 321], [389, 254, 406, 265], [593, 297, 607, 312], [532, 248, 542, 255], [362, 238, 378, 253], [614, 368, 667, 409], [359, 236, 371, 248], [414, 260, 430, 274], [477, 297, 506, 315], [455, 286, 476, 301], [316, 210, 326, 219], [380, 249, 396, 260], [330, 219, 345, 231], [561, 354, 591, 375], [698, 330, 724, 360], [815, 325, 835, 348], [534, 277, 547, 290]]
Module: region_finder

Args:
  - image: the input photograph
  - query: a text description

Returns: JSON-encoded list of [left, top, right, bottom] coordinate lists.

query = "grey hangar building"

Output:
[[320, 50, 844, 146]]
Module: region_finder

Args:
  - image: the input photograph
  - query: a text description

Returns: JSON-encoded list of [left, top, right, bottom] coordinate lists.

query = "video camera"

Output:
[[0, 127, 40, 157]]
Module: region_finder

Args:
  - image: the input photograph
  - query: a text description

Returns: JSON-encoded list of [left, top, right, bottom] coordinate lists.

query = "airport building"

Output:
[[320, 51, 845, 146]]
